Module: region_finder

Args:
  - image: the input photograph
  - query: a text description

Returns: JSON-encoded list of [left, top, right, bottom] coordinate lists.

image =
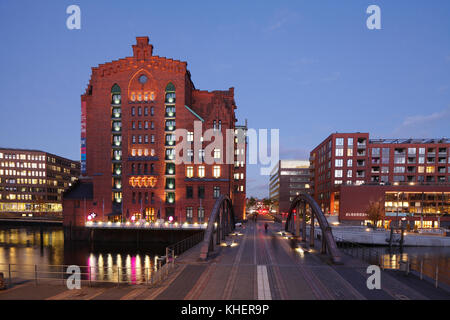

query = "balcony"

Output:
[[356, 151, 366, 157]]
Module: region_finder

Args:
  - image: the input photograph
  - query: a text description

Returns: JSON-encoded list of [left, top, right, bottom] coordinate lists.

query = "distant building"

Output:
[[63, 37, 247, 228], [0, 148, 80, 219], [269, 160, 310, 214], [309, 133, 450, 227]]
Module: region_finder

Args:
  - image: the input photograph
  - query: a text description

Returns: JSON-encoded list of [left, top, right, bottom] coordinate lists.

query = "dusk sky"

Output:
[[1, 1, 449, 198]]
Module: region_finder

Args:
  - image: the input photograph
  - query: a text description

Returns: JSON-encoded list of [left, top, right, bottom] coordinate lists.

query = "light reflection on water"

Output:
[[0, 226, 167, 284], [352, 246, 450, 286]]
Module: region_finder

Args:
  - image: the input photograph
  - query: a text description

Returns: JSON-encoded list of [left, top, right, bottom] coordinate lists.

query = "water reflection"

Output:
[[0, 226, 168, 284]]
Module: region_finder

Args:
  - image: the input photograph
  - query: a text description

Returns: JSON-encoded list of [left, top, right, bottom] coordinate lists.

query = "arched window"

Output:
[[165, 82, 176, 103], [111, 84, 121, 104]]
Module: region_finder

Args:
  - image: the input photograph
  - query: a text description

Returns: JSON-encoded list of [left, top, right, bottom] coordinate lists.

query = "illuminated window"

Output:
[[186, 166, 194, 178], [186, 207, 193, 223], [418, 166, 425, 173], [198, 166, 205, 178], [198, 207, 205, 223], [426, 166, 435, 173], [214, 149, 221, 159], [187, 132, 194, 142], [213, 166, 221, 178], [347, 149, 353, 156]]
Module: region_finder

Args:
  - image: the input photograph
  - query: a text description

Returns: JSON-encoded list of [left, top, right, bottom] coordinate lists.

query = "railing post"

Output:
[[420, 260, 423, 280], [34, 264, 38, 286], [8, 264, 12, 288], [435, 265, 439, 288], [117, 266, 120, 287]]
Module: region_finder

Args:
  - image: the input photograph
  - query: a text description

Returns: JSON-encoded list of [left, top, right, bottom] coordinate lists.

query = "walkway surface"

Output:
[[0, 217, 449, 300]]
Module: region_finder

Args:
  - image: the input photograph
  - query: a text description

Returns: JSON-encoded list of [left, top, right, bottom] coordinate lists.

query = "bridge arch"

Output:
[[285, 193, 342, 264], [199, 195, 236, 260]]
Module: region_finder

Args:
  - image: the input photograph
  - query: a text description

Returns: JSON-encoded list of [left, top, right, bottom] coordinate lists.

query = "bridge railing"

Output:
[[335, 237, 450, 289], [0, 262, 173, 288], [285, 193, 342, 264], [0, 232, 205, 289]]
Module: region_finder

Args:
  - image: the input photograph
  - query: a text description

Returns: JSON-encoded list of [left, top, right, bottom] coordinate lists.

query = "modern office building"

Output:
[[269, 160, 310, 214], [309, 133, 450, 227], [0, 148, 80, 219], [63, 36, 247, 228]]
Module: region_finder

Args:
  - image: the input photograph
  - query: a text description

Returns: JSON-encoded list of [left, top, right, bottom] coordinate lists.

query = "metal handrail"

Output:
[[335, 237, 450, 289]]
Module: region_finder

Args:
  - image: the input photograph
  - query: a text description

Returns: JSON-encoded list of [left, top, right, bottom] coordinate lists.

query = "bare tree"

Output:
[[365, 200, 385, 229]]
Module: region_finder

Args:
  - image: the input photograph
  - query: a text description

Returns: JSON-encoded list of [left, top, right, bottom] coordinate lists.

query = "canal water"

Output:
[[0, 225, 169, 285], [341, 244, 450, 286]]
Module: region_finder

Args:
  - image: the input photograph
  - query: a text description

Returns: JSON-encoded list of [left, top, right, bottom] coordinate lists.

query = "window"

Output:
[[336, 149, 344, 157], [198, 186, 205, 199], [347, 170, 352, 178], [186, 166, 193, 178], [213, 165, 221, 178], [144, 107, 148, 116], [418, 166, 425, 173], [138, 107, 142, 116], [347, 149, 353, 156], [394, 166, 405, 173], [131, 107, 135, 116], [348, 138, 353, 146], [335, 159, 343, 167], [213, 186, 220, 199], [419, 148, 425, 155], [335, 170, 343, 178], [214, 149, 221, 159], [198, 207, 205, 223], [372, 148, 380, 156], [198, 166, 205, 178], [144, 121, 149, 129], [186, 207, 193, 223], [408, 148, 416, 155], [138, 121, 142, 129], [186, 187, 193, 199], [336, 138, 344, 146], [199, 149, 205, 162], [187, 132, 194, 142], [347, 159, 353, 167], [426, 166, 435, 173]]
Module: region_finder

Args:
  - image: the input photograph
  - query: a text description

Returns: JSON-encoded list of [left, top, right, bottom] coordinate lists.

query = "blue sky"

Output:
[[1, 1, 449, 198]]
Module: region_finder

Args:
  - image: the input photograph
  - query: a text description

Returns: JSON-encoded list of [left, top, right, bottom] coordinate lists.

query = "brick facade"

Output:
[[63, 37, 246, 227]]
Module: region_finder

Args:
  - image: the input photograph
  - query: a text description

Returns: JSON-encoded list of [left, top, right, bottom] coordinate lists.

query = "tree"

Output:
[[365, 200, 385, 229], [246, 197, 257, 210], [262, 198, 272, 208]]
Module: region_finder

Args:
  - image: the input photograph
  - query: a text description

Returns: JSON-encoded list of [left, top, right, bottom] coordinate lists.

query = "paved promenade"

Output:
[[0, 217, 449, 300]]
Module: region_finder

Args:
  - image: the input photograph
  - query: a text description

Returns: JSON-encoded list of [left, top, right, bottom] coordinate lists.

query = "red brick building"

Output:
[[63, 37, 246, 227], [309, 133, 450, 226]]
